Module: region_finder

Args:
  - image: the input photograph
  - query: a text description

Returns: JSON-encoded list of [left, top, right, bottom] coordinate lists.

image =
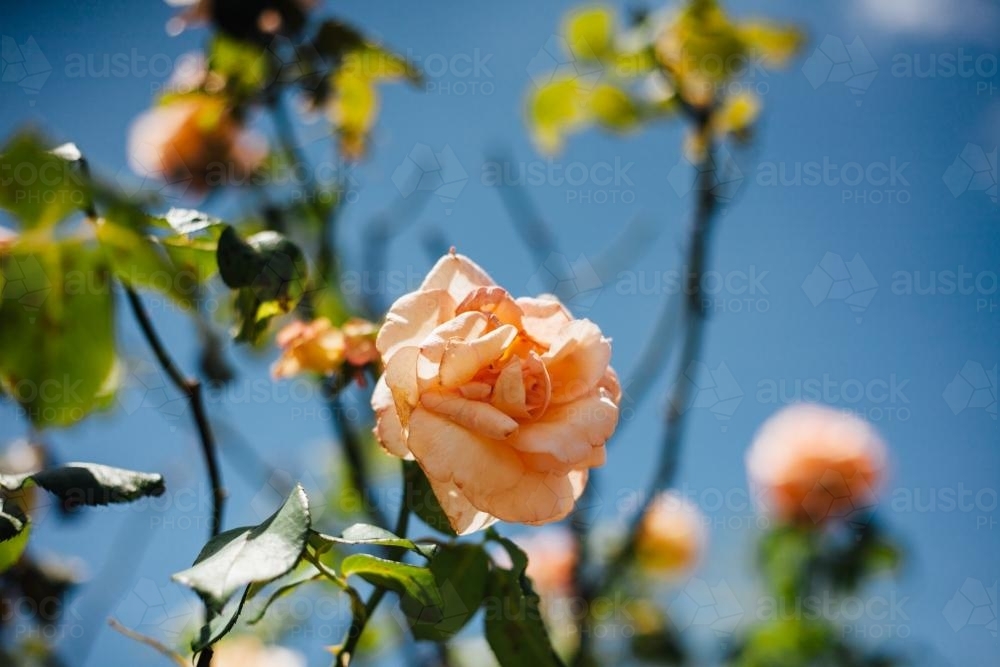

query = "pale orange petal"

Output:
[[419, 252, 495, 303], [420, 391, 519, 440], [438, 324, 518, 388], [542, 319, 612, 404], [517, 296, 573, 345], [377, 288, 456, 363], [371, 376, 411, 459]]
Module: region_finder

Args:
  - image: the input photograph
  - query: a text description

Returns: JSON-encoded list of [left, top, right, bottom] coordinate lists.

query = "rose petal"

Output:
[[420, 473, 498, 536], [517, 295, 573, 345], [456, 286, 524, 329], [372, 376, 411, 459], [419, 252, 495, 304], [542, 320, 613, 404], [420, 391, 519, 440], [377, 289, 456, 363], [438, 324, 518, 388], [509, 388, 618, 465]]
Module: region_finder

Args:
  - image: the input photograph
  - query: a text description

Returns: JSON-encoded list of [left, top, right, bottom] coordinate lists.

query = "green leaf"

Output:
[[758, 526, 814, 602], [310, 523, 436, 558], [404, 543, 489, 641], [737, 23, 804, 68], [246, 570, 323, 625], [0, 133, 90, 230], [565, 8, 615, 61], [209, 35, 270, 98], [217, 226, 309, 337], [0, 462, 165, 507], [588, 84, 641, 131], [192, 585, 252, 652], [173, 485, 311, 610], [313, 20, 366, 62], [528, 78, 587, 154], [217, 226, 266, 288], [96, 219, 196, 309], [403, 461, 457, 537], [341, 553, 442, 608], [0, 501, 30, 573], [484, 538, 563, 667], [156, 209, 224, 285], [0, 239, 117, 427]]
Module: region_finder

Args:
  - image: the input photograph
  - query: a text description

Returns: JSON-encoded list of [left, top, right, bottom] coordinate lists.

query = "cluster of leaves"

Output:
[[526, 1, 802, 152], [166, 8, 420, 161], [0, 134, 317, 426], [170, 483, 563, 667], [727, 521, 904, 667]]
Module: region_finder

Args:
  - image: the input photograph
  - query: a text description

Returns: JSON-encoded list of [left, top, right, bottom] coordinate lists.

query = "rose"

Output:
[[127, 96, 266, 191], [746, 404, 887, 525], [372, 251, 620, 534], [636, 490, 706, 575]]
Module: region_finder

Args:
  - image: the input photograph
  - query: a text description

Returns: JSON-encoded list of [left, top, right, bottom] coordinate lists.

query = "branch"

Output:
[[335, 474, 412, 666], [124, 287, 226, 538], [572, 107, 721, 666], [122, 287, 226, 667], [325, 386, 391, 529], [108, 619, 188, 667]]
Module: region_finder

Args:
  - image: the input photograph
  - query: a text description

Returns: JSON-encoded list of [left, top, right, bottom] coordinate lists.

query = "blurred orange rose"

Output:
[[746, 404, 887, 525], [342, 318, 380, 367], [372, 252, 620, 534], [127, 96, 265, 191], [636, 490, 706, 575], [211, 636, 304, 667], [271, 318, 345, 379], [518, 526, 578, 597]]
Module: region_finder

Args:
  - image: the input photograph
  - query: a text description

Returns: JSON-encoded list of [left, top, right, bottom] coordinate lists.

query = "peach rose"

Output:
[[746, 404, 887, 525], [636, 490, 706, 575], [272, 318, 346, 379], [372, 252, 620, 534], [342, 318, 380, 367], [127, 96, 265, 192]]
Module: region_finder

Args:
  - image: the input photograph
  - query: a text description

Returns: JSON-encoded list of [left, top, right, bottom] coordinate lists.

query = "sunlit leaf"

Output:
[[341, 553, 442, 608], [0, 501, 30, 573], [310, 523, 436, 558], [0, 462, 166, 506], [0, 239, 117, 427], [589, 83, 641, 130], [173, 485, 311, 610], [565, 7, 615, 62], [527, 78, 588, 153], [0, 133, 90, 230], [737, 22, 804, 68]]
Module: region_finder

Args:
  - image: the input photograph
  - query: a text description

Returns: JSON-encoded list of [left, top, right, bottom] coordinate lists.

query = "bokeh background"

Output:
[[1, 0, 997, 665]]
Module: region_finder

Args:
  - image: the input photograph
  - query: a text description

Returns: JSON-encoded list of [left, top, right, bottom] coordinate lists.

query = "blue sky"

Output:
[[1, 1, 998, 665]]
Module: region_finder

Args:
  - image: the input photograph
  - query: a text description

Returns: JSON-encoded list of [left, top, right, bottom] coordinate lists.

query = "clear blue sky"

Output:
[[1, 1, 997, 665]]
